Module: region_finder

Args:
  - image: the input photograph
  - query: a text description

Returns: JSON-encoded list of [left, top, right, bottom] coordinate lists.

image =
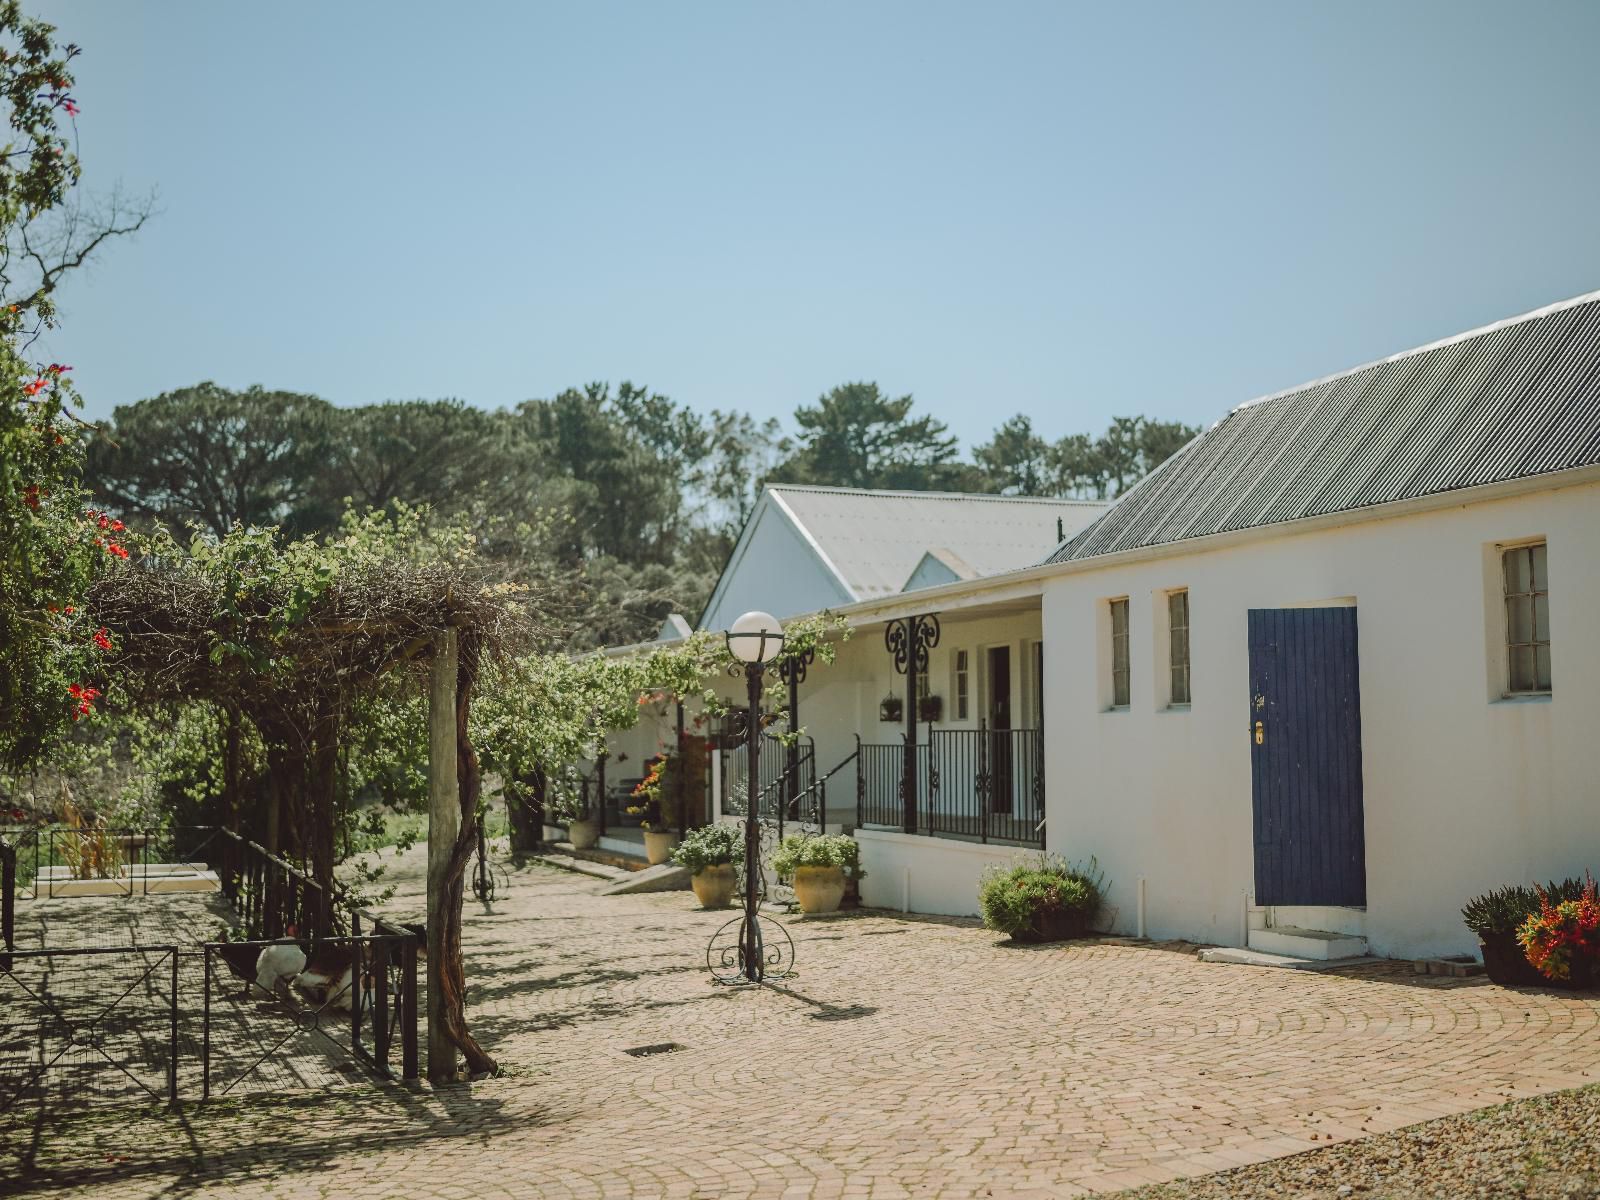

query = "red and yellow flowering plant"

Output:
[[1517, 873, 1600, 984]]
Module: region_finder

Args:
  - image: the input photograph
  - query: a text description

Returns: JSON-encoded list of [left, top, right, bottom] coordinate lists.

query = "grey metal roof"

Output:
[[769, 485, 1107, 599], [1050, 291, 1600, 563]]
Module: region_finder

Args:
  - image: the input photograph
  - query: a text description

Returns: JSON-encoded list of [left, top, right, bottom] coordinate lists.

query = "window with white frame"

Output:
[[955, 649, 970, 720], [1109, 597, 1130, 708], [1502, 541, 1551, 694], [1168, 589, 1191, 705]]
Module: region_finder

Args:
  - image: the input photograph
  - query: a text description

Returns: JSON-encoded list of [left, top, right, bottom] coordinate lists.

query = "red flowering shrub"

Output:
[[1518, 873, 1600, 984]]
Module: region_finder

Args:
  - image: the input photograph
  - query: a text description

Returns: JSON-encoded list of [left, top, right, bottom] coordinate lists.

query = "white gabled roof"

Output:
[[698, 484, 1108, 630]]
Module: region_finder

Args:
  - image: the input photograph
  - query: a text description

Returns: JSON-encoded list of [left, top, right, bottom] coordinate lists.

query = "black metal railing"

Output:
[[856, 726, 1045, 846], [0, 824, 422, 1107], [723, 734, 815, 820], [202, 922, 419, 1099], [0, 943, 179, 1114], [0, 823, 227, 902]]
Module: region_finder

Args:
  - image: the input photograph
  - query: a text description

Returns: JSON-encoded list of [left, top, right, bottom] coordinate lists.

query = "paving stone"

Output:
[[2, 848, 1597, 1198]]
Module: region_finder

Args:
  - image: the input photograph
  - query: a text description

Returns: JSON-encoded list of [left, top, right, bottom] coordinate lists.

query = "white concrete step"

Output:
[[1248, 925, 1369, 960], [1270, 905, 1366, 938], [1199, 946, 1326, 970], [1199, 945, 1384, 971]]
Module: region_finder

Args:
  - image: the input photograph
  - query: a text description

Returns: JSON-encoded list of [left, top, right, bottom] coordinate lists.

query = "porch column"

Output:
[[778, 646, 814, 827], [885, 614, 940, 834]]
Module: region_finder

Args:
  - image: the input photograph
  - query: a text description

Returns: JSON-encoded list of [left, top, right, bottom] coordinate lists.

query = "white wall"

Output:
[[1040, 481, 1600, 959], [856, 829, 1034, 917], [701, 502, 853, 633]]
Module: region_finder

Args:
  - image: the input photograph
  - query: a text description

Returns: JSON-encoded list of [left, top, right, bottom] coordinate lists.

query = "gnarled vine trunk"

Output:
[[429, 631, 497, 1081]]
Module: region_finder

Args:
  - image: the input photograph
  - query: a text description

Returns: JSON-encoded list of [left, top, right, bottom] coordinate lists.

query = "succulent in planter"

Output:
[[671, 824, 744, 909], [1463, 877, 1588, 986], [979, 854, 1106, 943]]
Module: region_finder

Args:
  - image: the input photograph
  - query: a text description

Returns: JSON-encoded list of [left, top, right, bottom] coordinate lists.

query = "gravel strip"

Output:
[[1116, 1084, 1600, 1199]]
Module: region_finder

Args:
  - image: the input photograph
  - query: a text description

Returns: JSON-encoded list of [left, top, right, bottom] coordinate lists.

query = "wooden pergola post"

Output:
[[427, 628, 460, 1083]]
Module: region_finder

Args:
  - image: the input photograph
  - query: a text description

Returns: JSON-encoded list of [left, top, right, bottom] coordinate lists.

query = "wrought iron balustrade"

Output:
[[855, 726, 1044, 846]]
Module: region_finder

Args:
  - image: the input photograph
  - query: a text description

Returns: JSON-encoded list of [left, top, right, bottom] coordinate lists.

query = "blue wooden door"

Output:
[[1248, 607, 1367, 907]]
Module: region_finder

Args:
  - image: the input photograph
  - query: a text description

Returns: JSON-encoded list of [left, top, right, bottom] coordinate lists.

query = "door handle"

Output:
[[1253, 721, 1264, 745]]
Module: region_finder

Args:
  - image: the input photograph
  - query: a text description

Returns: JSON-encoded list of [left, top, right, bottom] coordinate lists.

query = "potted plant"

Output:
[[670, 823, 744, 909], [550, 777, 598, 850], [1462, 884, 1545, 985], [978, 854, 1105, 943], [1517, 873, 1600, 990], [771, 833, 862, 914], [627, 755, 678, 865], [878, 694, 903, 723], [917, 694, 943, 722], [1463, 877, 1587, 986]]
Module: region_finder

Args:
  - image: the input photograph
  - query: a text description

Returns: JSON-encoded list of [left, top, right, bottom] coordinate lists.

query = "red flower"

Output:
[[111, 519, 124, 532], [22, 484, 39, 509], [106, 542, 129, 559], [46, 364, 71, 375], [22, 378, 46, 396], [63, 100, 78, 116], [92, 627, 112, 651]]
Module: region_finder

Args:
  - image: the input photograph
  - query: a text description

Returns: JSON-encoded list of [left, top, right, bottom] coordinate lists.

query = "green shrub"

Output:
[[1463, 877, 1588, 937], [770, 833, 862, 881], [670, 823, 744, 872], [978, 854, 1104, 942]]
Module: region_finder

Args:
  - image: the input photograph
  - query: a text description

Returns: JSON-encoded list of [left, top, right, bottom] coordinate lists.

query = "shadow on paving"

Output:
[[0, 1083, 533, 1196]]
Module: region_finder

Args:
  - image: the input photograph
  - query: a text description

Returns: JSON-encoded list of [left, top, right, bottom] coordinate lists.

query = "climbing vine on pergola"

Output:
[[90, 509, 539, 1080]]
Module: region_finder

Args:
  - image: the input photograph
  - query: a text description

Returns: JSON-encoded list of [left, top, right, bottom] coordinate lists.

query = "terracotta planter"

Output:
[[644, 830, 678, 866], [1479, 932, 1544, 987], [691, 863, 737, 909], [567, 819, 598, 850], [793, 865, 846, 914]]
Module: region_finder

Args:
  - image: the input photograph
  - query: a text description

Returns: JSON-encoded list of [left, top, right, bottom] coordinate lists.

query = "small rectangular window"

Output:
[[1503, 542, 1551, 694], [1110, 598, 1130, 707], [955, 650, 969, 720], [1168, 590, 1191, 705]]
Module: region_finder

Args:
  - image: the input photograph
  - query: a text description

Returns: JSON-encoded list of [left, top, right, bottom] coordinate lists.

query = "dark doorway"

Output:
[[986, 646, 1013, 814]]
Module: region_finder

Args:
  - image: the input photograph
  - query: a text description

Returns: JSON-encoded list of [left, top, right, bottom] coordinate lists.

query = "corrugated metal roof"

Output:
[[1050, 291, 1600, 564], [769, 485, 1107, 599]]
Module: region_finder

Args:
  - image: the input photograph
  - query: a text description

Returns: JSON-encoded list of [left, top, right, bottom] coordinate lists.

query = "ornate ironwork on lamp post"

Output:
[[706, 610, 797, 986]]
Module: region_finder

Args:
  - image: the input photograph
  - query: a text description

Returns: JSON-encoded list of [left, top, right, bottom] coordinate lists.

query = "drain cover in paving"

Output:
[[623, 1042, 686, 1057]]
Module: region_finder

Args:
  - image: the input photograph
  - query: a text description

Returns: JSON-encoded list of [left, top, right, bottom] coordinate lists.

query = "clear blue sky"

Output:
[[34, 1, 1600, 448]]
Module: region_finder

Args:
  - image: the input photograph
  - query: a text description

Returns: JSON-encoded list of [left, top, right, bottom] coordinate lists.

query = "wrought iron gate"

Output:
[[0, 944, 178, 1114]]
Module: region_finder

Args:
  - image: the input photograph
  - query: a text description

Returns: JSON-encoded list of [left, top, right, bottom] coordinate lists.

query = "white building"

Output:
[[593, 291, 1600, 965]]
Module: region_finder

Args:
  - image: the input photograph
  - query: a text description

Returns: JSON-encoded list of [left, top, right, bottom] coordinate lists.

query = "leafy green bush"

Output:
[[1463, 877, 1588, 937], [979, 854, 1104, 942], [670, 823, 744, 872], [770, 833, 862, 881]]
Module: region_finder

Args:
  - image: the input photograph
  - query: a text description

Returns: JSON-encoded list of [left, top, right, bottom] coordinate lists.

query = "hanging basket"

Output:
[[878, 695, 903, 723]]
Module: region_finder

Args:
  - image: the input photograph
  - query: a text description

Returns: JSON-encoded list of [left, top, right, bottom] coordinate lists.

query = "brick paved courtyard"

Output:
[[5, 847, 1599, 1198]]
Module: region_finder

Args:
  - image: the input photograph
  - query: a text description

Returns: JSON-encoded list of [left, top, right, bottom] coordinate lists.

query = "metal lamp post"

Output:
[[707, 609, 797, 985]]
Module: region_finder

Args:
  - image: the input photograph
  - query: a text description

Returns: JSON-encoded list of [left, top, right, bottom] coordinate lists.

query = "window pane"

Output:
[[1113, 669, 1129, 708], [1531, 542, 1548, 591], [1169, 591, 1187, 627], [1171, 665, 1190, 705], [1535, 643, 1552, 692], [1171, 628, 1189, 667], [1504, 547, 1531, 595], [1111, 599, 1128, 636], [1506, 595, 1533, 644], [1509, 646, 1536, 693], [1533, 592, 1548, 643]]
